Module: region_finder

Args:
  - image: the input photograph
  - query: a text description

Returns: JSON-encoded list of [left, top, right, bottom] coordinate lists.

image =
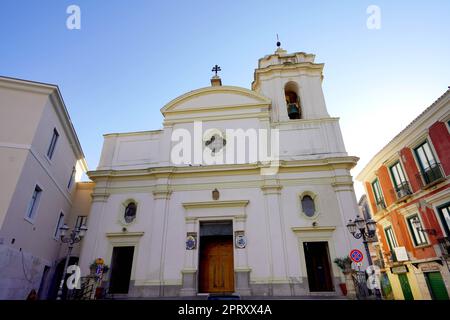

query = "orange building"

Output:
[[357, 89, 450, 300]]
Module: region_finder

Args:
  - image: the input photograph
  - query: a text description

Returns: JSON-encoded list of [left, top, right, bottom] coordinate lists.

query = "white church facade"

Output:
[[78, 46, 364, 298]]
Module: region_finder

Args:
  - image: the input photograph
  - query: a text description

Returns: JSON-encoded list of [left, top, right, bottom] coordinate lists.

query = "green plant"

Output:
[[333, 257, 352, 271], [90, 260, 109, 274]]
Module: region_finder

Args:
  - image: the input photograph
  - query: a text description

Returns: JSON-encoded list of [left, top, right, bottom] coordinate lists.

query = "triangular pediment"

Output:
[[161, 86, 271, 116]]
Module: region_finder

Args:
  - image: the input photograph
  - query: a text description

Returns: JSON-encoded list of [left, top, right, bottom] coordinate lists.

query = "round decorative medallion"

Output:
[[235, 234, 247, 249], [186, 235, 197, 250]]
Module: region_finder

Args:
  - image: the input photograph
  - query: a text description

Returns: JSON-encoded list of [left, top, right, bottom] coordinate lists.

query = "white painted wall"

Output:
[[0, 78, 88, 299]]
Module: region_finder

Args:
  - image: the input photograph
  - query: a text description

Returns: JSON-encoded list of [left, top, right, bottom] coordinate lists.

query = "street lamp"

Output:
[[346, 215, 377, 250], [56, 223, 88, 300], [346, 214, 381, 299]]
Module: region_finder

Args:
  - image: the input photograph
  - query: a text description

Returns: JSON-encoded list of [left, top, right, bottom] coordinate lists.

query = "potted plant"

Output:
[[89, 258, 109, 276], [333, 257, 353, 295], [88, 258, 110, 299]]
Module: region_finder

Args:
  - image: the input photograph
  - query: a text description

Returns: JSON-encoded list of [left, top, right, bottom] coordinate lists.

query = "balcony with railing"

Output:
[[375, 198, 386, 212], [416, 163, 445, 189], [394, 182, 412, 201], [438, 237, 450, 257]]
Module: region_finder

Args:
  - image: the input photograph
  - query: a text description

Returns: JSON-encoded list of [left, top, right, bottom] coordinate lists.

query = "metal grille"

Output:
[[352, 271, 370, 299]]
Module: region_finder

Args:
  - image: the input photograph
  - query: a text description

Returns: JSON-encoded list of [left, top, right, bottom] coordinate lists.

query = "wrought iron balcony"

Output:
[[438, 237, 450, 257], [376, 199, 386, 211], [395, 182, 412, 200], [416, 163, 445, 188]]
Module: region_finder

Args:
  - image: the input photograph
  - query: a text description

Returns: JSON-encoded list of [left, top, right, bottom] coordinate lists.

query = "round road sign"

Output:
[[350, 249, 364, 263]]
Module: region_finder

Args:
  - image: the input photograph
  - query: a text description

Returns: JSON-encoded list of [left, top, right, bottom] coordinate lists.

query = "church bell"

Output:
[[287, 103, 300, 119]]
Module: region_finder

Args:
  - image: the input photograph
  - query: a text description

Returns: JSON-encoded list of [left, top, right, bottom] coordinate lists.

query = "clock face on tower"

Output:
[[204, 133, 226, 155]]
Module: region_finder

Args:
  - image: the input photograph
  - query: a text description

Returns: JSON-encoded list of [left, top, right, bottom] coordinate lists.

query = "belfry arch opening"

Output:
[[284, 82, 301, 119]]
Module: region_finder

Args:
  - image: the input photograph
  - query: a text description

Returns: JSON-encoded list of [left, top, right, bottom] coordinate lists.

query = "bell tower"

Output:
[[251, 43, 330, 122]]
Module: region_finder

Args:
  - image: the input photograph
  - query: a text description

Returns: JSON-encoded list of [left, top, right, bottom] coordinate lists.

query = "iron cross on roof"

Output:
[[212, 64, 221, 76]]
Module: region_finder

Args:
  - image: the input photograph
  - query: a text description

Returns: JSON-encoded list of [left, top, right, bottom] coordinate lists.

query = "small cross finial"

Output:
[[276, 34, 281, 48], [212, 64, 221, 76]]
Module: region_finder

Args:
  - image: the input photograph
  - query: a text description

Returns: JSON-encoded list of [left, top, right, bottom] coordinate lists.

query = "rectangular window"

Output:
[[46, 128, 59, 159], [26, 185, 42, 220], [414, 141, 437, 171], [372, 179, 385, 209], [406, 214, 428, 246], [414, 141, 443, 185], [67, 166, 76, 189], [54, 212, 65, 239], [437, 203, 450, 237], [390, 161, 412, 199], [384, 226, 398, 251], [390, 161, 408, 190], [75, 216, 87, 230]]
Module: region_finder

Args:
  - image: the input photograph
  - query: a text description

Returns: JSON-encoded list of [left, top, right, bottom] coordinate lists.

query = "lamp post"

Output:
[[346, 214, 381, 299], [56, 223, 88, 300]]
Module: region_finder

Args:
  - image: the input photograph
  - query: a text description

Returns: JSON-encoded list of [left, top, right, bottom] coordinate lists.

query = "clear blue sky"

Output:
[[1, 0, 449, 197]]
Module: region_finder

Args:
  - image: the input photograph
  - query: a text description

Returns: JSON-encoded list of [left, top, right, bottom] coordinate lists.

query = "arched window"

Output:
[[284, 82, 301, 119], [124, 202, 137, 223], [301, 195, 316, 217]]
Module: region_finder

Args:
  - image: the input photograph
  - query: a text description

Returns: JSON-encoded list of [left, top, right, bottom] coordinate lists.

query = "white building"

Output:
[[79, 46, 364, 298], [0, 77, 92, 300]]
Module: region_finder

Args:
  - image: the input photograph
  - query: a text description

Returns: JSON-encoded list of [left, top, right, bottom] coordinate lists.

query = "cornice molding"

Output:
[[273, 117, 341, 127], [255, 62, 324, 75], [261, 185, 282, 195], [331, 181, 355, 191], [106, 232, 144, 238], [252, 62, 324, 89], [88, 156, 360, 180], [185, 214, 247, 222], [103, 129, 163, 138], [163, 103, 270, 115], [152, 189, 172, 200], [181, 269, 197, 274], [0, 76, 56, 95], [91, 192, 110, 202], [182, 200, 249, 209], [256, 51, 316, 66], [291, 226, 336, 233], [162, 111, 270, 125], [161, 85, 271, 115]]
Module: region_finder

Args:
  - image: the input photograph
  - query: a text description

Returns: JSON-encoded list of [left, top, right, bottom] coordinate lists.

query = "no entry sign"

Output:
[[350, 249, 364, 263]]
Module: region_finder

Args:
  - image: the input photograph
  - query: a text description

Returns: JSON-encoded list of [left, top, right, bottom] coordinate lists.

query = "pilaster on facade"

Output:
[[152, 189, 172, 200], [90, 192, 110, 203], [260, 179, 290, 294], [261, 179, 283, 195]]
